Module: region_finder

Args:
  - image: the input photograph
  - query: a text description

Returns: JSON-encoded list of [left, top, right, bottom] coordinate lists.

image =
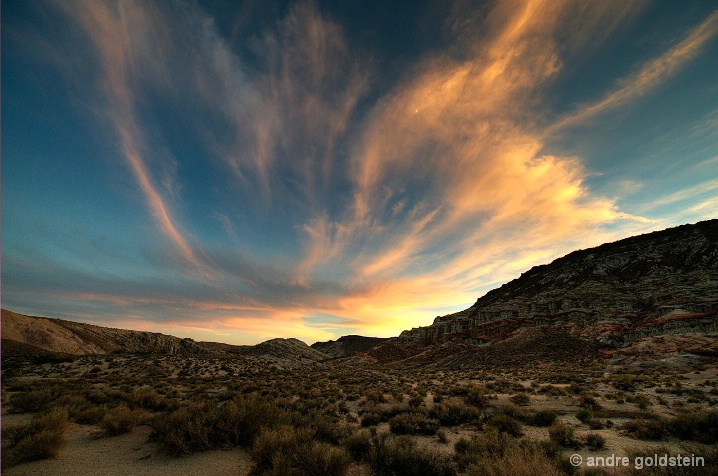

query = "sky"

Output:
[[2, 0, 718, 345]]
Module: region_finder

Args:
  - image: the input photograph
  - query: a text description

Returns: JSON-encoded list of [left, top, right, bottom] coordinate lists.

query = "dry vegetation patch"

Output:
[[2, 352, 717, 475]]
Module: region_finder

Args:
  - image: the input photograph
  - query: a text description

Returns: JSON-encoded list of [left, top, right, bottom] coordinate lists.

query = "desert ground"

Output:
[[2, 350, 717, 475]]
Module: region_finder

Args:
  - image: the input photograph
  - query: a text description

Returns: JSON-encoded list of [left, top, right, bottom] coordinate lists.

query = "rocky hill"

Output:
[[311, 335, 389, 358], [1, 309, 209, 357], [4, 220, 716, 368], [1, 311, 329, 362], [368, 219, 718, 365], [235, 338, 329, 362]]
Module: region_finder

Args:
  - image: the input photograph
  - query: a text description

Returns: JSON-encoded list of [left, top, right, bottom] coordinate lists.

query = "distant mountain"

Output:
[[4, 220, 716, 368], [1, 310, 329, 362], [366, 219, 718, 366], [1, 309, 208, 357], [234, 338, 329, 362], [311, 335, 389, 358]]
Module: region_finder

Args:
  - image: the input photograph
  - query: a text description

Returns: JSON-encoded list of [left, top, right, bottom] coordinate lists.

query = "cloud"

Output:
[[273, 0, 661, 336], [195, 1, 369, 209], [641, 179, 718, 211], [14, 0, 714, 343], [58, 0, 202, 267], [332, 1, 637, 271], [549, 8, 718, 133]]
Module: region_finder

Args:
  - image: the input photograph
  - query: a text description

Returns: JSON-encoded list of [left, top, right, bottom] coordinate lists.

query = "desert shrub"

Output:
[[377, 403, 412, 420], [511, 393, 530, 406], [629, 394, 651, 409], [487, 379, 525, 394], [220, 394, 286, 445], [13, 429, 65, 462], [389, 412, 440, 435], [252, 426, 315, 471], [151, 395, 285, 454], [577, 394, 602, 410], [454, 430, 510, 470], [129, 389, 170, 411], [290, 410, 350, 443], [548, 422, 577, 447], [63, 395, 107, 424], [497, 403, 525, 419], [344, 430, 372, 461], [85, 388, 117, 405], [486, 413, 522, 437], [252, 426, 350, 476], [370, 435, 455, 476], [428, 398, 481, 426], [101, 405, 150, 436], [584, 432, 606, 450], [462, 441, 558, 476], [621, 419, 668, 441], [296, 441, 351, 476], [9, 389, 54, 413], [366, 389, 387, 404], [586, 418, 605, 430], [466, 387, 489, 409], [668, 410, 718, 444], [361, 412, 382, 427], [3, 407, 69, 463], [576, 408, 593, 423], [529, 410, 557, 427], [408, 394, 424, 408]]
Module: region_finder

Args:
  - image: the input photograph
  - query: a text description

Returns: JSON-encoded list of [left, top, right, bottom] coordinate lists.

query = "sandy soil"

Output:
[[3, 424, 254, 476]]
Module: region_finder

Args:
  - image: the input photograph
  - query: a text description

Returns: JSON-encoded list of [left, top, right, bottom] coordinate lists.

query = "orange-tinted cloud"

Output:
[[40, 0, 717, 343], [59, 0, 201, 268], [282, 0, 671, 336]]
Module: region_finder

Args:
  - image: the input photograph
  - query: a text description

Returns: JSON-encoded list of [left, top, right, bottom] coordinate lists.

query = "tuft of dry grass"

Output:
[[100, 405, 151, 436], [463, 443, 562, 476], [370, 435, 455, 476], [2, 407, 70, 465]]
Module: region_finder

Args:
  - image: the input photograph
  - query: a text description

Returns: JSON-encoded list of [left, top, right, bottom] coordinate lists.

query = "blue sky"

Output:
[[3, 0, 717, 344]]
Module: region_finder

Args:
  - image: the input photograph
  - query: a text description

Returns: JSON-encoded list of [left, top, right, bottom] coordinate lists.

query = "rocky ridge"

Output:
[[311, 335, 389, 358], [1, 311, 329, 362], [4, 220, 717, 367], [239, 338, 329, 361], [369, 219, 718, 364], [1, 309, 208, 356]]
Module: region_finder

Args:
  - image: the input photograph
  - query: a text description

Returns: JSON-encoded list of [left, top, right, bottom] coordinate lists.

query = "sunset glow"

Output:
[[3, 0, 718, 344]]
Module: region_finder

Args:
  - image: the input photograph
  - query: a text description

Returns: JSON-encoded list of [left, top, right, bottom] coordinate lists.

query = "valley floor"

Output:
[[2, 352, 717, 475]]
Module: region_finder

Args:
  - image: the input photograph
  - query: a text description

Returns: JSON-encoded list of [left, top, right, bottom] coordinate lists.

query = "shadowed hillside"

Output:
[[366, 219, 718, 366], [311, 335, 389, 358], [1, 310, 329, 364]]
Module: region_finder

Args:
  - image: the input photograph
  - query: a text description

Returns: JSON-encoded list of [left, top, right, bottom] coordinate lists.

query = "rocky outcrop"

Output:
[[391, 220, 718, 361], [2, 310, 106, 356], [243, 338, 329, 361], [311, 335, 388, 358], [1, 310, 332, 363], [2, 309, 210, 356]]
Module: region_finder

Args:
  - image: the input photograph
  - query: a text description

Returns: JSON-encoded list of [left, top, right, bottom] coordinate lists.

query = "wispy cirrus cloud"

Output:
[[10, 0, 715, 343], [549, 8, 718, 133], [58, 0, 202, 267], [275, 0, 658, 334]]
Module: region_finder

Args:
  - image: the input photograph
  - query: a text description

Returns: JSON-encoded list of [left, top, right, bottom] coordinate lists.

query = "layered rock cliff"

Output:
[[388, 219, 718, 361]]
